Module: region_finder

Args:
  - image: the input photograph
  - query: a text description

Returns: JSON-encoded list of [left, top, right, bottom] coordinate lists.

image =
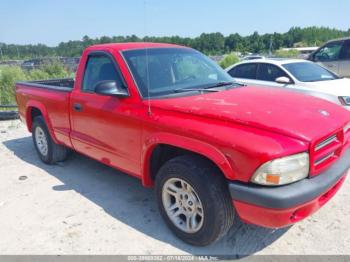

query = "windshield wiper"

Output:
[[174, 88, 219, 93], [174, 81, 239, 93], [205, 81, 236, 88], [306, 79, 334, 82]]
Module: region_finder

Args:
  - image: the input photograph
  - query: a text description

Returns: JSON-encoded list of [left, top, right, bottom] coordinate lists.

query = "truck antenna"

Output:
[[144, 0, 152, 116]]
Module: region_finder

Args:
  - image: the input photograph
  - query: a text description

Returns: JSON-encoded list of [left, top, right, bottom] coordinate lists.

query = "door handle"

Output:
[[327, 64, 336, 68], [73, 103, 83, 112]]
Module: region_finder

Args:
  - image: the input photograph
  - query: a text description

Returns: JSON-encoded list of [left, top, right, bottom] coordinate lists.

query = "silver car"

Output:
[[226, 58, 350, 109], [308, 37, 350, 77]]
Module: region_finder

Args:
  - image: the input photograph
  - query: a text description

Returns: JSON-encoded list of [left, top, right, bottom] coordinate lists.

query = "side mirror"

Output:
[[308, 53, 316, 61], [95, 80, 129, 97], [275, 76, 292, 85]]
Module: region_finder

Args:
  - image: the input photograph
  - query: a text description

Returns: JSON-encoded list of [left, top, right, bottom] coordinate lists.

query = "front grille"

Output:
[[314, 152, 335, 166], [315, 134, 337, 151], [311, 126, 350, 176]]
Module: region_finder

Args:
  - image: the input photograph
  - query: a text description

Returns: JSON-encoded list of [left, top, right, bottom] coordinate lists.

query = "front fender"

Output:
[[288, 87, 341, 106], [141, 132, 234, 186]]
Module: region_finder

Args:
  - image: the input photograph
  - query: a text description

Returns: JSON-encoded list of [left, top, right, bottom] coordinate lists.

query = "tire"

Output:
[[0, 110, 19, 121], [155, 155, 234, 246], [32, 116, 68, 164]]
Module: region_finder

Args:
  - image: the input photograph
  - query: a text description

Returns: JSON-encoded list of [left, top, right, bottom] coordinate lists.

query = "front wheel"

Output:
[[32, 116, 68, 164], [155, 155, 235, 246]]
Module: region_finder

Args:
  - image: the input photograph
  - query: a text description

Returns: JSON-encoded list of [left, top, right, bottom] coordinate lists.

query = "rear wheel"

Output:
[[155, 155, 235, 246], [32, 116, 68, 164]]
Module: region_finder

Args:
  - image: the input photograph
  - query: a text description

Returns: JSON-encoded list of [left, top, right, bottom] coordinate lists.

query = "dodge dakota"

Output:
[[16, 43, 350, 246]]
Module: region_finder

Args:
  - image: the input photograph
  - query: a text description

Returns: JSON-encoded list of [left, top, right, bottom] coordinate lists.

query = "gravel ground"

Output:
[[0, 119, 350, 256]]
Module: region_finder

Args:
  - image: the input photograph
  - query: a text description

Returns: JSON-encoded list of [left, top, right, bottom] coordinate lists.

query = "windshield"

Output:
[[282, 62, 339, 82], [122, 48, 233, 98]]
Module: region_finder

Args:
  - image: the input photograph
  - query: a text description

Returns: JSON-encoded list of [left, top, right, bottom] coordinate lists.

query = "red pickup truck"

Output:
[[16, 43, 350, 246]]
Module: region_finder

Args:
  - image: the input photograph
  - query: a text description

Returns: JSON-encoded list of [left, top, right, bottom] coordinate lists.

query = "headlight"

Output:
[[339, 96, 350, 106], [251, 153, 309, 186]]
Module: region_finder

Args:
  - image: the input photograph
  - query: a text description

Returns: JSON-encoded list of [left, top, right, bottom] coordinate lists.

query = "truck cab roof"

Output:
[[87, 42, 187, 52]]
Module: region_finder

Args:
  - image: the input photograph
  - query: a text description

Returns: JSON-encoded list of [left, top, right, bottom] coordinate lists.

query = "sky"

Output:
[[0, 0, 349, 46]]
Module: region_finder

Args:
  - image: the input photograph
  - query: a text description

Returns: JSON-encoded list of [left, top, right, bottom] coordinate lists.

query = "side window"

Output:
[[257, 64, 288, 82], [314, 42, 343, 61], [228, 64, 257, 79], [340, 41, 350, 60], [82, 55, 123, 92]]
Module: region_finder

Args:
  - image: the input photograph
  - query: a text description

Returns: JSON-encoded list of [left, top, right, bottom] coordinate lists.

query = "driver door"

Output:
[[70, 51, 142, 175], [338, 40, 350, 77]]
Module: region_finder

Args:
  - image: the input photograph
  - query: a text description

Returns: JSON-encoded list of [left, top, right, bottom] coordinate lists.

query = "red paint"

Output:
[[310, 127, 350, 176], [15, 43, 350, 228], [234, 174, 347, 228]]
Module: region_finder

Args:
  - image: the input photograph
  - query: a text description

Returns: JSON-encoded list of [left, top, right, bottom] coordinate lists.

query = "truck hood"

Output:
[[151, 86, 350, 142], [298, 78, 350, 96]]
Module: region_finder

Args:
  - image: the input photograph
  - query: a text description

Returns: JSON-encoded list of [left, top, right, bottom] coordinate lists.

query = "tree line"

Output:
[[0, 26, 349, 60]]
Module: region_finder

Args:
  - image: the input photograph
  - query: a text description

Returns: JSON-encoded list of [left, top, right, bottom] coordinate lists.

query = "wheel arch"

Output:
[[141, 133, 235, 187], [25, 101, 60, 144]]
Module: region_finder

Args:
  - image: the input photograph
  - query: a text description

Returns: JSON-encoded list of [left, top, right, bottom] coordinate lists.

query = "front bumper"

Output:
[[228, 148, 350, 228]]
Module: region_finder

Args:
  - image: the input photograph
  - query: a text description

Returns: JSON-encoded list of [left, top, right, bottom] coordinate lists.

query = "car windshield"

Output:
[[122, 48, 234, 98], [282, 62, 339, 82]]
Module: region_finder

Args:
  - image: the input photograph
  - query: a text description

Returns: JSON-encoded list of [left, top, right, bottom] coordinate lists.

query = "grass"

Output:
[[0, 62, 73, 105], [0, 105, 18, 111]]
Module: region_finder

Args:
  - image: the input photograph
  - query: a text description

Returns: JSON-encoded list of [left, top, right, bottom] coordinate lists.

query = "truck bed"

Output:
[[16, 78, 74, 147], [16, 78, 74, 92]]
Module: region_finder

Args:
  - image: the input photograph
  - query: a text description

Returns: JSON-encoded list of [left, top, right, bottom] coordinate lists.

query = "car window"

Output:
[[340, 41, 350, 60], [82, 55, 123, 92], [228, 64, 257, 79], [283, 62, 339, 82], [173, 55, 216, 83], [314, 41, 343, 61], [256, 64, 288, 82]]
